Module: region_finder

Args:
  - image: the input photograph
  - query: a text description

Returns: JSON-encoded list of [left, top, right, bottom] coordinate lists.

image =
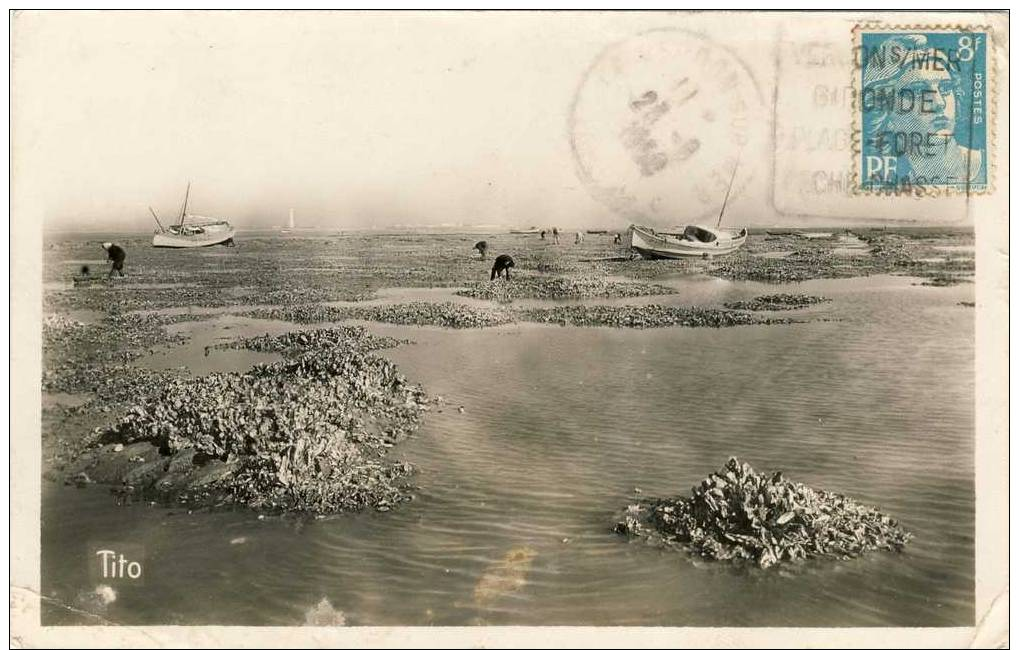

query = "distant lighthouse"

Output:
[[283, 208, 295, 233]]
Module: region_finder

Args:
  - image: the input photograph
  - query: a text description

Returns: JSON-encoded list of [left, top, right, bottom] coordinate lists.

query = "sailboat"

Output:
[[150, 183, 236, 248], [281, 208, 295, 234], [627, 157, 748, 259]]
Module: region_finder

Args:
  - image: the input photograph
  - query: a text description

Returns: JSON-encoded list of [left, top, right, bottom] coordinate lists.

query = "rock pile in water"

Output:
[[246, 286, 376, 307], [917, 273, 971, 287], [723, 294, 831, 311], [353, 302, 516, 328], [220, 326, 407, 355], [534, 258, 581, 274], [43, 313, 190, 395], [244, 303, 806, 330], [707, 232, 975, 287], [864, 234, 912, 262], [616, 457, 912, 568], [94, 326, 428, 512], [455, 276, 675, 302], [597, 258, 701, 281], [43, 313, 87, 333], [244, 302, 516, 328], [240, 304, 353, 324], [710, 250, 860, 283], [522, 305, 794, 329]]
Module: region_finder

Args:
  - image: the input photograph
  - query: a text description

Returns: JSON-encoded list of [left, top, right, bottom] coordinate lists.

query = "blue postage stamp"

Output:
[[855, 26, 991, 194]]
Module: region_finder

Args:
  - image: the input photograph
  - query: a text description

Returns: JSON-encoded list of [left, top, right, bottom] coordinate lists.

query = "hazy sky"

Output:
[[14, 11, 981, 231]]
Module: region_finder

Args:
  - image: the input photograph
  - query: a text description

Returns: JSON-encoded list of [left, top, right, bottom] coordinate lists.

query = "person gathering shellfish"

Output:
[[490, 254, 515, 281]]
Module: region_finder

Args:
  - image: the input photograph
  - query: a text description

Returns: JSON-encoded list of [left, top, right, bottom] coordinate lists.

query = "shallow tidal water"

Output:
[[41, 273, 974, 627]]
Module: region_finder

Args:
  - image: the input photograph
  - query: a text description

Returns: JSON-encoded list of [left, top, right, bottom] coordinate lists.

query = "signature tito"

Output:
[[95, 549, 143, 580]]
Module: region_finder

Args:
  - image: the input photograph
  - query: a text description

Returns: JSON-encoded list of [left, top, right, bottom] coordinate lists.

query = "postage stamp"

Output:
[[853, 25, 993, 195]]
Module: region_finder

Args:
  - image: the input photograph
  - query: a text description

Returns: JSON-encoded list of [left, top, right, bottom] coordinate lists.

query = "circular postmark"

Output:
[[569, 28, 765, 225]]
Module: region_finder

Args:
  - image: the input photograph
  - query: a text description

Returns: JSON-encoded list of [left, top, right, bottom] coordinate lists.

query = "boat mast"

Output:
[[178, 182, 191, 227], [149, 207, 165, 232], [716, 155, 740, 229], [288, 208, 295, 230]]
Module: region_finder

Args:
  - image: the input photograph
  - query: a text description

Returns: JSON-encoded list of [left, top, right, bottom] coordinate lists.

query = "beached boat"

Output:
[[627, 156, 746, 259], [150, 183, 236, 248], [628, 224, 748, 259]]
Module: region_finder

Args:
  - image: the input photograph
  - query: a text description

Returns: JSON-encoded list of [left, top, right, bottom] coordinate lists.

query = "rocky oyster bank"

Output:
[[455, 275, 676, 302], [66, 326, 428, 513], [723, 294, 831, 311], [243, 301, 515, 328], [523, 305, 796, 329], [616, 458, 912, 568]]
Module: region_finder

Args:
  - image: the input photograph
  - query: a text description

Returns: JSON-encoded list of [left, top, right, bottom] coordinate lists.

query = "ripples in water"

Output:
[[41, 275, 974, 626]]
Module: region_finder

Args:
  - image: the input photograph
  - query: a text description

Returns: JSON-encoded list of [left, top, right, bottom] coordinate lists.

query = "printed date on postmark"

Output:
[[853, 25, 992, 195]]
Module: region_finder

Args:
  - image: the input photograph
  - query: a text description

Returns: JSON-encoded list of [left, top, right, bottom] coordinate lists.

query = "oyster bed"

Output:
[[455, 276, 676, 302], [705, 230, 974, 285], [242, 302, 516, 328], [44, 229, 973, 316], [723, 294, 831, 311], [216, 326, 409, 354], [710, 249, 876, 283], [242, 301, 803, 330], [521, 305, 796, 329], [71, 327, 427, 512], [42, 228, 973, 515], [616, 458, 912, 569], [42, 313, 192, 395]]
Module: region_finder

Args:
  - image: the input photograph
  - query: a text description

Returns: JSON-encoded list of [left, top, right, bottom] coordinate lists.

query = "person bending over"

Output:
[[102, 242, 126, 278], [491, 254, 515, 280]]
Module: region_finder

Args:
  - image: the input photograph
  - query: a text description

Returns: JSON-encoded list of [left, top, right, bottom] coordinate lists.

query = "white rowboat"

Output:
[[627, 154, 746, 259], [628, 224, 747, 259]]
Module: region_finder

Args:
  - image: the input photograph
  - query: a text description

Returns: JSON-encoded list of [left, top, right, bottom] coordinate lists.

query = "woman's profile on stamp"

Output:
[[860, 32, 986, 190]]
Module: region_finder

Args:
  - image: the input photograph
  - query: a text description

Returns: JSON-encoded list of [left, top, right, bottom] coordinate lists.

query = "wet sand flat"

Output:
[[41, 228, 974, 626]]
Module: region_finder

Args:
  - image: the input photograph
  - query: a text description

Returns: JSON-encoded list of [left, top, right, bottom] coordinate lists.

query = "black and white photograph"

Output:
[[9, 8, 1009, 648]]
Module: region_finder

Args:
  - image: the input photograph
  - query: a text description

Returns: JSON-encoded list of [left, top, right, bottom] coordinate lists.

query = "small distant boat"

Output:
[[509, 227, 542, 235], [150, 183, 236, 248], [281, 208, 295, 234], [628, 154, 746, 259], [586, 229, 609, 235], [798, 231, 834, 240]]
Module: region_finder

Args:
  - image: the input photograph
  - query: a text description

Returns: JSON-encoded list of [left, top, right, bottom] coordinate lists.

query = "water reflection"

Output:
[[42, 275, 974, 627]]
